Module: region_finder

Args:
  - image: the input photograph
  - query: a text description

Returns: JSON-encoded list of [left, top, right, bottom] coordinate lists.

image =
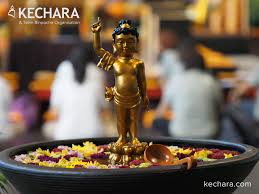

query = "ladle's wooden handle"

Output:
[[174, 157, 195, 170]]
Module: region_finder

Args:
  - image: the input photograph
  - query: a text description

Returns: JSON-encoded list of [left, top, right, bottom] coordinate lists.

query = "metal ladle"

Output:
[[144, 144, 195, 169]]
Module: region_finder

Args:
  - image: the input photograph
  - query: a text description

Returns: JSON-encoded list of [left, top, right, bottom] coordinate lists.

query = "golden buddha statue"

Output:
[[92, 18, 149, 164]]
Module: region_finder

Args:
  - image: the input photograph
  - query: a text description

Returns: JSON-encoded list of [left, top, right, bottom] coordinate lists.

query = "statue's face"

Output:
[[114, 34, 137, 56]]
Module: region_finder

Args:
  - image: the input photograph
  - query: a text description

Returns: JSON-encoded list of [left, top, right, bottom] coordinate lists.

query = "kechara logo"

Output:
[[8, 5, 80, 19], [8, 5, 15, 18]]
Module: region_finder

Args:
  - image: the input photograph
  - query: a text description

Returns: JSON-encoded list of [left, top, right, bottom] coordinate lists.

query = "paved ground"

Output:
[[235, 162, 259, 194]]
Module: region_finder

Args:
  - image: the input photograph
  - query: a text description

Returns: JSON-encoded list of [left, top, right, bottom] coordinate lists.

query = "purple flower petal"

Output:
[[52, 148, 62, 153], [129, 160, 142, 166], [90, 153, 108, 159], [38, 155, 60, 163]]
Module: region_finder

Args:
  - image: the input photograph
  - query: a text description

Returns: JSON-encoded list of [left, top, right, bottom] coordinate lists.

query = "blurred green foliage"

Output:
[[250, 0, 259, 26], [0, 173, 19, 194]]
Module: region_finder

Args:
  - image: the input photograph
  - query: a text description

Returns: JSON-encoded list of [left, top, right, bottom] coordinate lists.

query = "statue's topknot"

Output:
[[112, 19, 139, 42]]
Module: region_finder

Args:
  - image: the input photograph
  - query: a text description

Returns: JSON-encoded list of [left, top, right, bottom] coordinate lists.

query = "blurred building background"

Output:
[[0, 0, 259, 193], [0, 0, 258, 148]]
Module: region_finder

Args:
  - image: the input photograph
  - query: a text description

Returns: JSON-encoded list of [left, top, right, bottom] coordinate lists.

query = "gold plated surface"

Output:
[[92, 18, 149, 164]]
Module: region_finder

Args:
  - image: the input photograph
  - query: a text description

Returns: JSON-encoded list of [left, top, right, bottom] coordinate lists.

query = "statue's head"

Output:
[[112, 20, 139, 56]]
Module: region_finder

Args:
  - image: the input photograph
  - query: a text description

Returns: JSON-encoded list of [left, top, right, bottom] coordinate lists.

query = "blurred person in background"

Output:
[[155, 39, 223, 139], [151, 30, 184, 135], [229, 66, 259, 144], [44, 43, 108, 140], [0, 72, 12, 141], [159, 30, 183, 85], [230, 67, 259, 122], [8, 91, 39, 134]]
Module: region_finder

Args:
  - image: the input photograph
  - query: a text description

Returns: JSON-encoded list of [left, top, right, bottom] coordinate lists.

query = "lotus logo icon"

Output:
[[8, 5, 15, 18]]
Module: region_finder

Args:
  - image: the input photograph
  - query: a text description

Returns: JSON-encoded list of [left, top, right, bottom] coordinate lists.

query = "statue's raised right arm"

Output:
[[91, 17, 114, 71]]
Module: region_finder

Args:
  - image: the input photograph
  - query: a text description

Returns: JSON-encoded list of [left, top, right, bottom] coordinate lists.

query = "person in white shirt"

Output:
[[155, 39, 223, 139], [48, 44, 108, 140], [159, 30, 183, 84], [0, 75, 12, 140]]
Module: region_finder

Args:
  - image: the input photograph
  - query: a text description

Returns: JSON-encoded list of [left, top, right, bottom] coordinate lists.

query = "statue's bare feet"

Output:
[[115, 137, 125, 148], [131, 138, 141, 145]]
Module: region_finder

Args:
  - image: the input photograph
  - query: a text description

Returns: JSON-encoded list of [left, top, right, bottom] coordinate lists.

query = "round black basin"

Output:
[[0, 137, 258, 194]]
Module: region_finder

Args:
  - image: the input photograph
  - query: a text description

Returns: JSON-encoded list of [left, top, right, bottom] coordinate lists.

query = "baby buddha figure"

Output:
[[92, 18, 149, 164]]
